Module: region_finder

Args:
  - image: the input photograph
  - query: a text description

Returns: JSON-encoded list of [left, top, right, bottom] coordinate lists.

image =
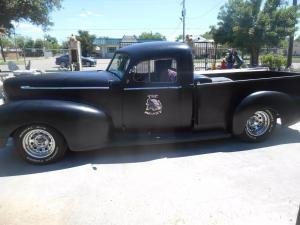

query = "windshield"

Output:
[[107, 53, 130, 79]]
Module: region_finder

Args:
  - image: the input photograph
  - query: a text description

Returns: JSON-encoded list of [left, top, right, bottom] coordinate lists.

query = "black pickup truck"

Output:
[[1, 41, 300, 164]]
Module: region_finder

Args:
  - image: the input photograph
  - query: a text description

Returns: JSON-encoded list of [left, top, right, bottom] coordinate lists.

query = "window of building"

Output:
[[107, 47, 117, 54]]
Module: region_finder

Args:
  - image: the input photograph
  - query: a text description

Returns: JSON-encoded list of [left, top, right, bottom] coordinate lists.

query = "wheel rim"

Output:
[[22, 129, 56, 159], [246, 111, 271, 137]]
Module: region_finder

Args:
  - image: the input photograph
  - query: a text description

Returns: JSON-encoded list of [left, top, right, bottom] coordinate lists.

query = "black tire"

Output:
[[238, 108, 276, 142], [14, 124, 67, 164]]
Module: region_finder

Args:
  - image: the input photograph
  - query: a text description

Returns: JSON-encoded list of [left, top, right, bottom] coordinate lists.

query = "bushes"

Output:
[[260, 54, 287, 71]]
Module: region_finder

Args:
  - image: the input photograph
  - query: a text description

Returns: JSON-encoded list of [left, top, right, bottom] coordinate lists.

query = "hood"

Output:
[[5, 70, 119, 88], [3, 70, 120, 100]]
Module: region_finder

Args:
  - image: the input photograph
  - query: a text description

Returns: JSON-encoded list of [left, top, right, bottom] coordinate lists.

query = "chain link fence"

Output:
[[0, 47, 110, 72]]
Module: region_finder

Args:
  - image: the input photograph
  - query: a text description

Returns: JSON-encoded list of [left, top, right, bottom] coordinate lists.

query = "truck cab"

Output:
[[109, 42, 194, 131]]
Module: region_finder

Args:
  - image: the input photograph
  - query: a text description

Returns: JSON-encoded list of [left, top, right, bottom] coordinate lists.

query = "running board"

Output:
[[108, 130, 231, 148]]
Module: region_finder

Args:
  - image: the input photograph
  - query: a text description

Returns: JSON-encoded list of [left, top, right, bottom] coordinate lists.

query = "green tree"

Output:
[[44, 35, 60, 54], [15, 36, 26, 48], [138, 32, 166, 40], [211, 0, 298, 66], [175, 34, 184, 42], [0, 0, 62, 61], [34, 39, 44, 56], [201, 31, 213, 40], [24, 38, 34, 49], [76, 30, 96, 57], [24, 38, 34, 57], [61, 41, 69, 49], [34, 39, 44, 49], [0, 36, 13, 60]]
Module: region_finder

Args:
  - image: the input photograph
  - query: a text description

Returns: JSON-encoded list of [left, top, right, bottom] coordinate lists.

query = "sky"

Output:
[[13, 0, 297, 43]]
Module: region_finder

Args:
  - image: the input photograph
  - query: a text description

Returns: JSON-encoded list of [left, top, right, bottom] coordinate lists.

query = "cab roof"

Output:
[[116, 41, 191, 60]]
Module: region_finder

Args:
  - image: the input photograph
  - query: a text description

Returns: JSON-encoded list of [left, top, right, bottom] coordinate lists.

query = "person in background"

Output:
[[185, 34, 195, 57], [220, 58, 227, 69], [226, 49, 235, 69], [233, 50, 244, 68]]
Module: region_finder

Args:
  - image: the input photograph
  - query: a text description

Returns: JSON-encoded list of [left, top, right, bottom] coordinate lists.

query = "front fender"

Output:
[[232, 91, 296, 135], [0, 100, 111, 151]]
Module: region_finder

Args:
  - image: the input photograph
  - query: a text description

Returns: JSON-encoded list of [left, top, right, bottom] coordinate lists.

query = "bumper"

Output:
[[0, 138, 7, 149]]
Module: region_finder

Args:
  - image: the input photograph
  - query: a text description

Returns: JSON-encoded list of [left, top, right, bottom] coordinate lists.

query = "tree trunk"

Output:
[[287, 0, 297, 68], [250, 47, 259, 67], [0, 37, 6, 62]]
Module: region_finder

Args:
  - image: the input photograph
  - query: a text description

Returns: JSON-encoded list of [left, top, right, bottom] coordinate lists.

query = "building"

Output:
[[119, 35, 138, 48], [93, 35, 164, 58], [93, 37, 121, 58]]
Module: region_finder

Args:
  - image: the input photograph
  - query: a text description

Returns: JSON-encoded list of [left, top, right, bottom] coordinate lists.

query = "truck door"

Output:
[[122, 58, 192, 131]]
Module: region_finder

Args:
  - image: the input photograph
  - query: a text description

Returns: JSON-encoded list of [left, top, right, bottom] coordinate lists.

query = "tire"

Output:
[[238, 108, 276, 142], [60, 61, 66, 68], [86, 61, 91, 67], [14, 124, 67, 164]]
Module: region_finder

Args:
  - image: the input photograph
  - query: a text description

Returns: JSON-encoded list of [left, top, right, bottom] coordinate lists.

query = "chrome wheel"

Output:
[[22, 129, 56, 159], [246, 110, 271, 137]]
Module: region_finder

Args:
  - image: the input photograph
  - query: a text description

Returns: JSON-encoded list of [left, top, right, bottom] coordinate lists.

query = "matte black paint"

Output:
[[0, 41, 300, 151]]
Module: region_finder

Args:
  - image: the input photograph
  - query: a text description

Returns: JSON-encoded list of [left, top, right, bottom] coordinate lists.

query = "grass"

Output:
[[0, 59, 24, 65]]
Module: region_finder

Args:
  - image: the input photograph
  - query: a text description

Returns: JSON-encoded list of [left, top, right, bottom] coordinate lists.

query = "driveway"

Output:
[[0, 124, 300, 225]]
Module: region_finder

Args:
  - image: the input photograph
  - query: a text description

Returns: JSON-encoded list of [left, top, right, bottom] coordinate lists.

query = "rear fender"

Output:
[[232, 91, 296, 135], [0, 100, 111, 151]]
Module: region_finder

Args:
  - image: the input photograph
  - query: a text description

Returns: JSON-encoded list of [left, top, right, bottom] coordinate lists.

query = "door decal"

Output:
[[145, 95, 163, 116]]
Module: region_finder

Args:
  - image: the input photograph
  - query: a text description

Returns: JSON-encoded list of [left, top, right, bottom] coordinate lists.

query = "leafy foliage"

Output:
[[0, 0, 62, 32], [76, 30, 96, 57], [260, 53, 287, 71], [138, 32, 166, 40], [0, 0, 62, 61], [175, 34, 184, 42], [211, 0, 299, 65], [201, 31, 213, 40]]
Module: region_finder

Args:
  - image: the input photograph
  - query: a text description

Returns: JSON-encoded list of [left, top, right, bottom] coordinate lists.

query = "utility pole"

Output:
[[182, 0, 186, 42], [13, 30, 18, 61], [0, 26, 7, 62], [287, 0, 297, 68]]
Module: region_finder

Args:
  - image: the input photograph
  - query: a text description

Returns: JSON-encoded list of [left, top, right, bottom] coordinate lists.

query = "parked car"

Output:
[[55, 54, 97, 68], [1, 41, 300, 164]]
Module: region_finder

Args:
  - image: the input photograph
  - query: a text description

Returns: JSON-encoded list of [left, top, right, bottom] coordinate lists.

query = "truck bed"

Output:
[[193, 69, 300, 131], [194, 69, 300, 82]]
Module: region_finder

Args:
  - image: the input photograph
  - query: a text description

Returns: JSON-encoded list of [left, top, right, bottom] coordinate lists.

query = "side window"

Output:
[[133, 58, 177, 84]]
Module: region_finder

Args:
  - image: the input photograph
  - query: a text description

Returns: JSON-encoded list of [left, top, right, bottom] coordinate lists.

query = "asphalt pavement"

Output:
[[0, 123, 300, 225]]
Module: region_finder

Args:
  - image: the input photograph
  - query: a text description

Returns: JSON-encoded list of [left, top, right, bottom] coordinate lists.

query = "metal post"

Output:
[[287, 0, 297, 68], [182, 0, 186, 42], [13, 30, 18, 61], [205, 42, 208, 70]]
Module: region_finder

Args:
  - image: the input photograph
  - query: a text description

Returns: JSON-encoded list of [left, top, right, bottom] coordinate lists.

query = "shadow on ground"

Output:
[[0, 126, 299, 177]]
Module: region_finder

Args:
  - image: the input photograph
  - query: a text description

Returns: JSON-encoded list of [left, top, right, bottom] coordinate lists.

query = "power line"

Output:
[[37, 27, 209, 31], [187, 0, 224, 20]]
